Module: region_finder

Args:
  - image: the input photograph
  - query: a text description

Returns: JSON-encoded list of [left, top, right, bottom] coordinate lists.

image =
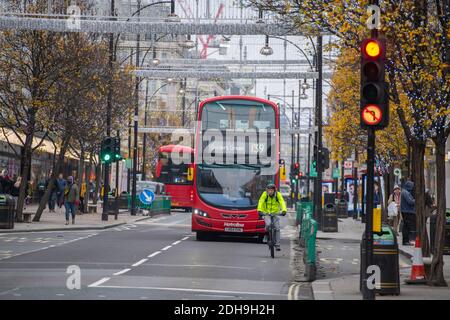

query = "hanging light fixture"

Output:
[[260, 35, 273, 56], [151, 47, 160, 66], [301, 79, 310, 90], [300, 89, 308, 100]]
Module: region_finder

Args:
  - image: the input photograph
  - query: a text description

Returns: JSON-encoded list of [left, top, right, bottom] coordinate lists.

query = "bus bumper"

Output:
[[191, 215, 266, 234]]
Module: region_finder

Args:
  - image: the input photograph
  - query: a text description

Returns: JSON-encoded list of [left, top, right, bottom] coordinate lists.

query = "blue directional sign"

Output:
[[139, 189, 155, 205]]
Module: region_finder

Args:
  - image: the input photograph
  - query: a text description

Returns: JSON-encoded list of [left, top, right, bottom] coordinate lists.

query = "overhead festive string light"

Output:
[[0, 15, 326, 36]]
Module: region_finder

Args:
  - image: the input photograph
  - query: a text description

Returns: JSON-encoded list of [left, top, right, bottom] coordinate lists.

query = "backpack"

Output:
[[264, 191, 282, 205], [64, 185, 70, 197]]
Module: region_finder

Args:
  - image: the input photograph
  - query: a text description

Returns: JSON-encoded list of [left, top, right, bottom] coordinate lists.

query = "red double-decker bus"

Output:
[[191, 96, 280, 241], [155, 145, 194, 211]]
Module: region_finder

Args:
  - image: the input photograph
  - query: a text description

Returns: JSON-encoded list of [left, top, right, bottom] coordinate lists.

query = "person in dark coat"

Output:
[[400, 181, 416, 245]]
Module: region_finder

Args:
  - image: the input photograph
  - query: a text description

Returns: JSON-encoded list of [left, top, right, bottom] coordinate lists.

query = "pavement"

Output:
[[0, 203, 155, 233], [0, 208, 313, 300], [312, 216, 450, 300]]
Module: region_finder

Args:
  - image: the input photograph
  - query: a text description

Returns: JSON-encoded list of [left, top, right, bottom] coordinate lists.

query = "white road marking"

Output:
[[148, 251, 161, 258], [113, 268, 131, 276], [88, 277, 111, 287], [172, 240, 181, 245], [56, 293, 65, 296], [161, 245, 172, 251], [132, 259, 148, 267], [181, 236, 190, 241], [141, 263, 254, 270], [95, 285, 286, 297]]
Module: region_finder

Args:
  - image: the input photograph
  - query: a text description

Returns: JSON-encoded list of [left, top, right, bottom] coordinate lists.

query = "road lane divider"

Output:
[[132, 259, 148, 267], [88, 277, 110, 287], [161, 245, 172, 251], [148, 251, 161, 258], [113, 268, 131, 276]]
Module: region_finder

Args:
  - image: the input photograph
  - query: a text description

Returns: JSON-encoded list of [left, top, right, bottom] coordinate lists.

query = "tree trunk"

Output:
[[93, 161, 101, 205], [15, 131, 34, 222], [428, 138, 448, 286], [411, 139, 430, 257], [33, 138, 69, 222]]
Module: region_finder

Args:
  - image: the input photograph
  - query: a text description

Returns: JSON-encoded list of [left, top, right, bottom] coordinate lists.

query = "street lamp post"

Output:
[[314, 35, 323, 229], [131, 0, 142, 216]]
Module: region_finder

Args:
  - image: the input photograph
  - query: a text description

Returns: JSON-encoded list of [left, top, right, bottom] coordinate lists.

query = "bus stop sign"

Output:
[[139, 189, 155, 205]]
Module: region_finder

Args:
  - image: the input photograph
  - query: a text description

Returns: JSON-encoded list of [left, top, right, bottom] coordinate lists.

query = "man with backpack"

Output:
[[257, 183, 287, 251]]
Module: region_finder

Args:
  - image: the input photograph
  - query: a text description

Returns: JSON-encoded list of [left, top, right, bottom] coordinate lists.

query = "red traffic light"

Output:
[[361, 104, 383, 126], [294, 162, 300, 169]]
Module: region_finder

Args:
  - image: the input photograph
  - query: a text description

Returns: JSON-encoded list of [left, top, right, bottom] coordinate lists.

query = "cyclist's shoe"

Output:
[[262, 235, 268, 243], [275, 245, 281, 251]]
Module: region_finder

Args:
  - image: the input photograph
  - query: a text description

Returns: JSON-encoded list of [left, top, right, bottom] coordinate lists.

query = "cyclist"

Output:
[[257, 183, 287, 251]]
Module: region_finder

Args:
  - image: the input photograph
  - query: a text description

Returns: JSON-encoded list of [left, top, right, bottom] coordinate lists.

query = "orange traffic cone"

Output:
[[405, 236, 427, 284]]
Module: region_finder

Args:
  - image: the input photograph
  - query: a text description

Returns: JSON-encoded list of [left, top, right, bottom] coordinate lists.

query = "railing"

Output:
[[297, 201, 317, 281], [127, 194, 171, 215]]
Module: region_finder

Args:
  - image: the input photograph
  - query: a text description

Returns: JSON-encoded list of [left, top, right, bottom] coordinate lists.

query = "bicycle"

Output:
[[259, 212, 278, 258]]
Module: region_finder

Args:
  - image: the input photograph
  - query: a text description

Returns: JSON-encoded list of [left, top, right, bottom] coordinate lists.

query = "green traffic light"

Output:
[[104, 154, 111, 161]]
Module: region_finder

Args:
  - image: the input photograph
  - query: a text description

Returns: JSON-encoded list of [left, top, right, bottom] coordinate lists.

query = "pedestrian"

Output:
[[37, 176, 46, 202], [79, 181, 86, 214], [64, 176, 79, 225], [56, 173, 66, 210], [387, 185, 402, 235], [400, 180, 416, 245], [10, 176, 21, 210], [0, 169, 12, 194], [45, 174, 57, 213], [374, 181, 381, 207], [424, 189, 435, 219]]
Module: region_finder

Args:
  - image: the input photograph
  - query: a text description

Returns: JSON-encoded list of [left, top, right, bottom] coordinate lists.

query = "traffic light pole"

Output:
[[102, 0, 115, 222], [362, 1, 379, 300], [363, 128, 376, 300]]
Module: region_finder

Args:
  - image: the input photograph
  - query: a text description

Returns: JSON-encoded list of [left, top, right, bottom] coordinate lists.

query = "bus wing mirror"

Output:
[[187, 167, 194, 181]]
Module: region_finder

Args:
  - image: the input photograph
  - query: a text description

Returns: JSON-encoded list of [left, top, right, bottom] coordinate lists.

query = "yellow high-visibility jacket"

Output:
[[257, 191, 287, 214]]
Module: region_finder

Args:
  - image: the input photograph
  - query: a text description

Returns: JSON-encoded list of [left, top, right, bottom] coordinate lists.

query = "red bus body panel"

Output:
[[192, 96, 279, 235], [165, 184, 193, 209], [156, 144, 194, 210]]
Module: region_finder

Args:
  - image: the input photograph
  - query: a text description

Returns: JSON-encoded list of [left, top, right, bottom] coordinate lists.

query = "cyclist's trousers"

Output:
[[264, 215, 281, 246]]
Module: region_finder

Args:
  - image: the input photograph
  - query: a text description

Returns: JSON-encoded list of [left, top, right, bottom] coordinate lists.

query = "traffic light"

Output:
[[113, 137, 122, 161], [321, 147, 330, 170], [360, 37, 389, 129], [293, 162, 300, 175], [100, 137, 114, 164]]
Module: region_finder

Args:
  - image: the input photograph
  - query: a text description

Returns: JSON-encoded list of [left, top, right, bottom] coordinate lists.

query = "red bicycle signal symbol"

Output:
[[362, 105, 382, 125]]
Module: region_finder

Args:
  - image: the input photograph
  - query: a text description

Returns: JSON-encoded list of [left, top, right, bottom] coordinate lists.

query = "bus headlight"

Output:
[[194, 209, 210, 218]]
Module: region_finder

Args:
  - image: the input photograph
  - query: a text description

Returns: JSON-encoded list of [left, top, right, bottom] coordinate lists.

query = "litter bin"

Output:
[[118, 193, 129, 210], [322, 203, 338, 232], [337, 199, 348, 218], [360, 225, 400, 296], [0, 194, 15, 229]]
